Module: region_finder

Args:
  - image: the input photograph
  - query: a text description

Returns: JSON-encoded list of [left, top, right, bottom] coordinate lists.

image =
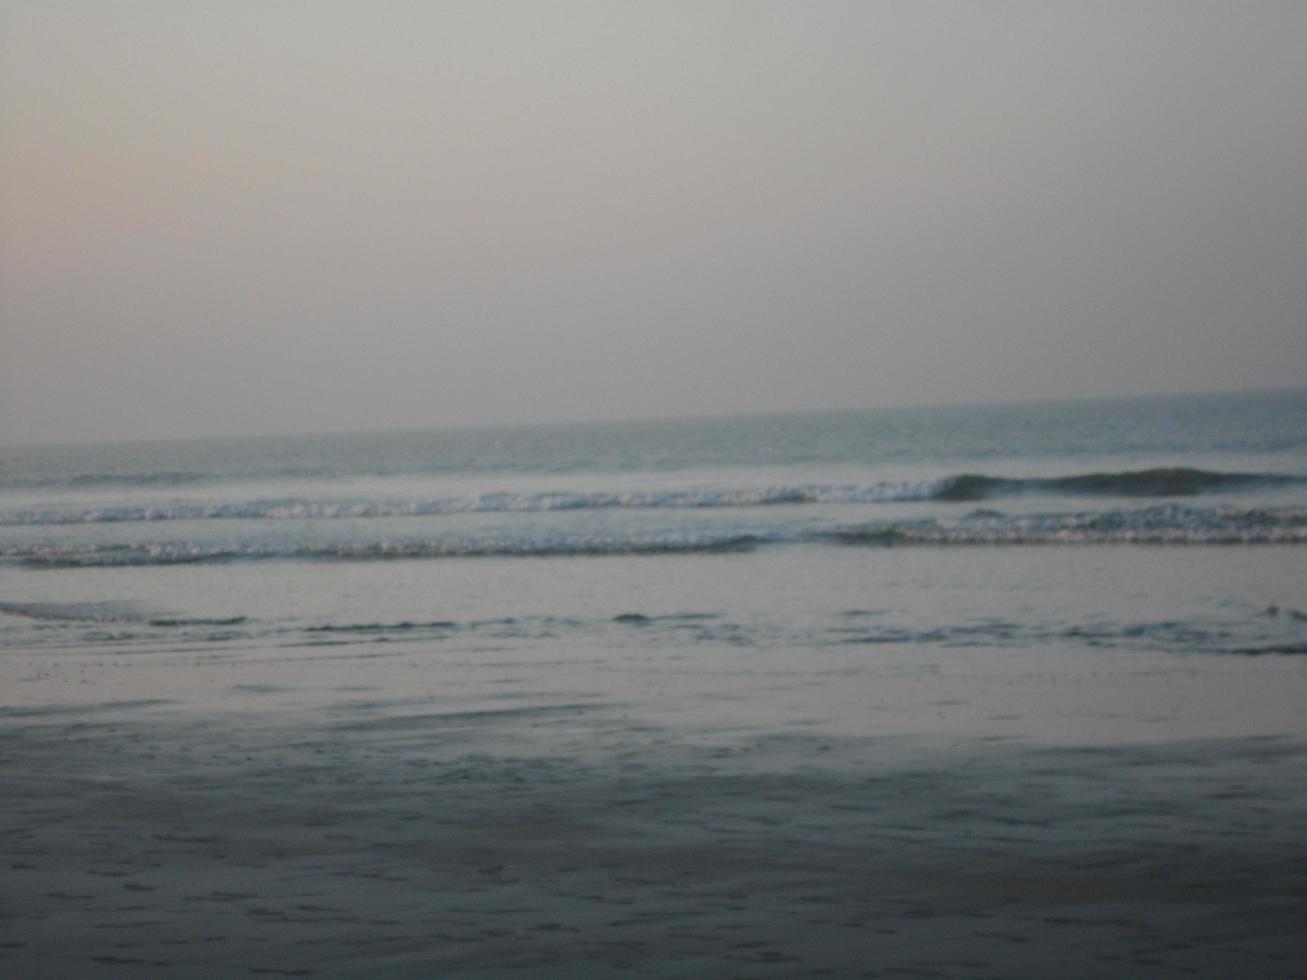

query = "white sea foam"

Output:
[[4, 504, 1305, 570]]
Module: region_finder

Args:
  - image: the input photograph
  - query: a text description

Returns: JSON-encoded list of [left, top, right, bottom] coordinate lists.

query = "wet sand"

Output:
[[3, 637, 1307, 977]]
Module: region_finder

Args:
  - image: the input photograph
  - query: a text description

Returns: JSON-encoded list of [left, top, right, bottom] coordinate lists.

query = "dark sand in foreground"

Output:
[[3, 638, 1306, 977]]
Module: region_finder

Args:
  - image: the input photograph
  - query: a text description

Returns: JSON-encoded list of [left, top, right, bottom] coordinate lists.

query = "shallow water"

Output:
[[4, 391, 1307, 975], [3, 389, 1306, 661]]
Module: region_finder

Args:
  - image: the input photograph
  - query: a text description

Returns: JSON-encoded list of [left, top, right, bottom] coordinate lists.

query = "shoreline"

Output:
[[4, 636, 1307, 976]]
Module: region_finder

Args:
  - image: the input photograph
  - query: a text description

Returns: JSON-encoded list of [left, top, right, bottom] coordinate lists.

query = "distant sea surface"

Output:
[[2, 389, 1306, 660]]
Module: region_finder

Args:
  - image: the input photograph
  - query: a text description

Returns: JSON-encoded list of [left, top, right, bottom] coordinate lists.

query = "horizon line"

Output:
[[2, 383, 1304, 453]]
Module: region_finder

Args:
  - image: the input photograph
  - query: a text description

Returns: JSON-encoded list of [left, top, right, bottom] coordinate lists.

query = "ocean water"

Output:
[[2, 389, 1306, 664], [6, 389, 1307, 977]]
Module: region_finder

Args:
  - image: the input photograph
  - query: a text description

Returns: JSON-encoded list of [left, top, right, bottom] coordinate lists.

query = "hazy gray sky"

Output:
[[2, 1, 1305, 444]]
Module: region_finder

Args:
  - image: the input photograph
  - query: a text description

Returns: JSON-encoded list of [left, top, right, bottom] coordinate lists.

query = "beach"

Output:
[[4, 587, 1307, 977], [3, 395, 1307, 975], [7, 0, 1307, 971]]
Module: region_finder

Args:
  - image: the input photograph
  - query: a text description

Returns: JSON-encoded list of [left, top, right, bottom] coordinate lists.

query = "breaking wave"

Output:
[[830, 505, 1307, 546], [933, 468, 1298, 501], [5, 532, 765, 568], [2, 469, 1299, 526], [4, 504, 1305, 568]]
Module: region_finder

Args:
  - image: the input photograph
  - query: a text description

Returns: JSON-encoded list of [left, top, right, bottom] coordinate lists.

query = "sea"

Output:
[[2, 388, 1305, 667]]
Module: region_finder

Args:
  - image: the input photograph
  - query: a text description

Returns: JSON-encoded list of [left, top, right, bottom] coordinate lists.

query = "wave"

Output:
[[147, 616, 249, 627], [830, 505, 1307, 546], [0, 600, 148, 624], [6, 532, 764, 568], [933, 468, 1298, 501], [0, 601, 246, 628], [613, 612, 721, 625], [832, 618, 1307, 656], [2, 468, 1299, 526], [4, 505, 1305, 568], [0, 470, 209, 491], [0, 484, 939, 525], [1232, 643, 1307, 656], [305, 620, 459, 633], [7, 601, 1299, 662]]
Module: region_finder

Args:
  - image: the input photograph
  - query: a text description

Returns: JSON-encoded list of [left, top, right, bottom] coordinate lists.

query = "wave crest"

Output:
[[935, 468, 1296, 502], [832, 505, 1307, 546], [7, 533, 763, 568], [4, 505, 1305, 568], [3, 468, 1298, 526]]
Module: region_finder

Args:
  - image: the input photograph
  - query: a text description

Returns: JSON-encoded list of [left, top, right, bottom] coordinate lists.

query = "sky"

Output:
[[2, 1, 1305, 445]]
